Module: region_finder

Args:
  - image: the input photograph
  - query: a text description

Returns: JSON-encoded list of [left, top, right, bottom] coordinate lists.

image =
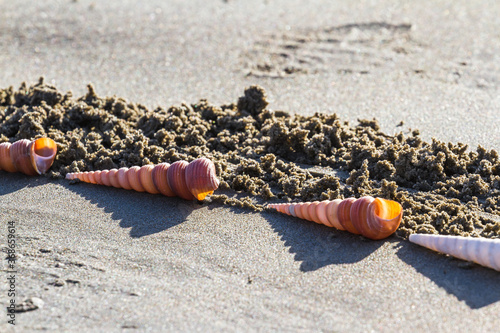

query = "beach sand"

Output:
[[1, 0, 499, 332]]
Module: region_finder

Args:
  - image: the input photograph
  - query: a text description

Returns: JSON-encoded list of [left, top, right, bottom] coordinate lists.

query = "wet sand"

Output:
[[1, 0, 500, 332]]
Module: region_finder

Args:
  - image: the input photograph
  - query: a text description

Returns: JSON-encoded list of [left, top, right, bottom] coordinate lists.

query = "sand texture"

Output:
[[1, 0, 500, 332]]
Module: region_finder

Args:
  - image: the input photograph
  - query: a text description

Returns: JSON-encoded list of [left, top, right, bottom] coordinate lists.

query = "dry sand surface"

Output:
[[1, 0, 500, 332]]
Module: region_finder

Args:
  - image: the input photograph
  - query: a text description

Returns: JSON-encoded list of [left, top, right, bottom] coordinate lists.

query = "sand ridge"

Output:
[[1, 78, 499, 239]]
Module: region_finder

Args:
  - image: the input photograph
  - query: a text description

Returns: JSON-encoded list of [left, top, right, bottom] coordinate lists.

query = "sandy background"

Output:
[[1, 0, 499, 332]]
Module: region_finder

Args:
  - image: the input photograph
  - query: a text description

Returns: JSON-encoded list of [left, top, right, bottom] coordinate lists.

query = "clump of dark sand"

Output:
[[1, 78, 499, 239]]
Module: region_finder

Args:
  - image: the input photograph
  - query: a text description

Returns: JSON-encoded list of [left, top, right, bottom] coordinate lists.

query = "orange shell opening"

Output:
[[31, 138, 57, 174], [194, 190, 214, 201], [32, 138, 57, 157], [372, 198, 402, 220]]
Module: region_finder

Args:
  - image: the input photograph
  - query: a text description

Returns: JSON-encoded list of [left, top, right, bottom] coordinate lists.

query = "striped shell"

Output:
[[268, 196, 403, 240], [0, 138, 57, 176], [409, 234, 500, 271], [66, 158, 220, 201]]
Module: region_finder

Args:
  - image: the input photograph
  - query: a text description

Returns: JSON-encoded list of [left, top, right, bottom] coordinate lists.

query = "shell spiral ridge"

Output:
[[268, 196, 403, 240], [65, 157, 219, 201], [0, 138, 57, 175]]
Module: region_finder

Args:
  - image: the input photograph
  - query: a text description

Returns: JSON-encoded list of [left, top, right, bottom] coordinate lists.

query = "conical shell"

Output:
[[409, 234, 500, 271], [0, 138, 57, 176], [268, 196, 403, 240], [65, 158, 220, 201]]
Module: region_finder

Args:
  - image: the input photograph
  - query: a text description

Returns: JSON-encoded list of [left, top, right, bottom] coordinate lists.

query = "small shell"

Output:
[[268, 196, 403, 240], [409, 234, 500, 271], [0, 138, 57, 176], [66, 158, 219, 201]]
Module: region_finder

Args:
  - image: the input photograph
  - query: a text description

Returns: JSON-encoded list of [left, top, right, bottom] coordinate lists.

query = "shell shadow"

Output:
[[62, 181, 203, 238], [0, 172, 50, 195], [262, 210, 384, 272], [396, 241, 500, 309]]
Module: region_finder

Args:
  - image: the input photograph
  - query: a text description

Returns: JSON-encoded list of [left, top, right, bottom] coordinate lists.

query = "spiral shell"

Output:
[[66, 158, 220, 201], [409, 234, 500, 271], [268, 196, 403, 240], [0, 138, 57, 176]]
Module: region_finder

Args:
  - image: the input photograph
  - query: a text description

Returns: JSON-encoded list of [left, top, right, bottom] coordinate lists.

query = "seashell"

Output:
[[66, 157, 220, 201], [409, 234, 500, 271], [268, 196, 403, 240], [0, 138, 57, 176]]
